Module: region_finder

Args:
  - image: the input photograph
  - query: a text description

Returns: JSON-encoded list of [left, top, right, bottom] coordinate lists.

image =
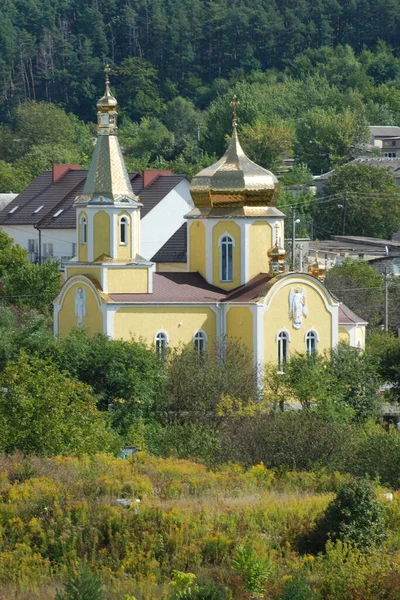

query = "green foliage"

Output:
[[232, 544, 270, 597], [366, 331, 400, 400], [319, 163, 400, 238], [56, 566, 105, 600], [0, 353, 119, 456], [350, 425, 400, 488], [326, 259, 384, 327], [277, 578, 318, 600], [310, 478, 387, 552], [240, 120, 294, 170], [2, 259, 62, 314]]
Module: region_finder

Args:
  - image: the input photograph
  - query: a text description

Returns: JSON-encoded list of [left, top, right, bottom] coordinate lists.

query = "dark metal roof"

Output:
[[0, 169, 186, 229], [151, 224, 187, 263]]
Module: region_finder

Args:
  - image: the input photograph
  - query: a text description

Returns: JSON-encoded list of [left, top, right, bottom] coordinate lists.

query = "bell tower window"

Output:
[[120, 216, 128, 245], [81, 216, 87, 245], [220, 235, 234, 282]]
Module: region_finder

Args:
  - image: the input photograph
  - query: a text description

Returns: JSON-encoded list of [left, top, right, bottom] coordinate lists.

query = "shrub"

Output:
[[56, 566, 105, 600], [307, 478, 387, 553], [350, 425, 400, 488], [277, 577, 319, 600], [232, 544, 270, 597]]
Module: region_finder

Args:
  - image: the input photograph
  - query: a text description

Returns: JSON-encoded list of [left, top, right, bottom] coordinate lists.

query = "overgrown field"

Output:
[[0, 453, 399, 600]]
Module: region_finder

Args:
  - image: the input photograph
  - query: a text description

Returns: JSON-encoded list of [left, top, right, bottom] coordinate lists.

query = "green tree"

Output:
[[56, 565, 105, 600], [318, 163, 400, 238], [325, 259, 384, 327], [0, 231, 28, 278], [116, 57, 163, 121], [295, 107, 369, 174], [240, 120, 294, 170], [0, 353, 118, 456]]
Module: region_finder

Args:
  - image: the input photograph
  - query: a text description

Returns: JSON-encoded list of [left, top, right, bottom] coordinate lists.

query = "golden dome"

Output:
[[268, 243, 286, 259], [97, 65, 118, 112], [190, 101, 279, 208]]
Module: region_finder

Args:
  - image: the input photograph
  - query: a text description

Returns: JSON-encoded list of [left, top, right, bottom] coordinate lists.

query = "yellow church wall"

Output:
[[113, 306, 216, 346], [107, 267, 148, 293], [339, 327, 350, 344], [355, 326, 365, 348], [135, 213, 140, 256], [264, 280, 332, 364], [66, 267, 102, 285], [58, 281, 103, 336], [189, 221, 206, 277], [116, 211, 132, 260], [226, 306, 253, 351], [156, 262, 188, 272], [93, 210, 110, 259], [78, 211, 88, 262], [212, 221, 241, 290], [249, 221, 272, 279]]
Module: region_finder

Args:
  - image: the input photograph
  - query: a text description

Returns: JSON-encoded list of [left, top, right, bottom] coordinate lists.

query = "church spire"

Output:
[[77, 65, 140, 205]]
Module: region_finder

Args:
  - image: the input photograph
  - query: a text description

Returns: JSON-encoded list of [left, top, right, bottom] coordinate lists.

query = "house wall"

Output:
[[140, 179, 193, 260], [0, 224, 76, 263], [56, 277, 103, 336], [113, 306, 217, 347]]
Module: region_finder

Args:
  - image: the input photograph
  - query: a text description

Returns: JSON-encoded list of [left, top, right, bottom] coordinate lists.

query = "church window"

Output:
[[155, 331, 168, 358], [194, 330, 207, 355], [81, 216, 87, 244], [306, 331, 317, 355], [277, 331, 289, 371], [220, 235, 234, 282], [120, 216, 128, 245]]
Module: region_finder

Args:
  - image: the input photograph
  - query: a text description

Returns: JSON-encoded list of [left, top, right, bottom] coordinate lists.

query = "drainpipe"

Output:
[[34, 224, 42, 265]]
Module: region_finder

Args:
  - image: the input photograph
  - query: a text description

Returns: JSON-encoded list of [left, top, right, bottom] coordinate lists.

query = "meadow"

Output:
[[0, 452, 399, 600]]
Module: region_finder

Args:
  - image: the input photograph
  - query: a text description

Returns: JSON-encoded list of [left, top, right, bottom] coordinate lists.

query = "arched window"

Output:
[[277, 331, 289, 370], [81, 216, 87, 245], [155, 331, 168, 358], [120, 216, 128, 245], [220, 235, 234, 282], [305, 331, 317, 355], [194, 330, 207, 355]]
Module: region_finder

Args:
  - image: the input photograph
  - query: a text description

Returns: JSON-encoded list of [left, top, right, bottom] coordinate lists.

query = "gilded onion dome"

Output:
[[190, 96, 279, 208], [97, 65, 118, 111]]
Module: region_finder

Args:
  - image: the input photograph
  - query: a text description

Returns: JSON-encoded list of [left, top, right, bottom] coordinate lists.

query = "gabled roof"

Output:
[[0, 169, 187, 229], [151, 224, 187, 263], [370, 126, 400, 138], [339, 303, 368, 325], [317, 157, 400, 180]]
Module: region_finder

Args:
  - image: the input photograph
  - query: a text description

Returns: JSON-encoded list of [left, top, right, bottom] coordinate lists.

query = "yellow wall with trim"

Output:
[[189, 221, 206, 277], [78, 211, 88, 262], [156, 262, 188, 272], [107, 267, 148, 293], [355, 325, 365, 348], [227, 306, 253, 351], [339, 327, 350, 344], [58, 280, 103, 336], [116, 211, 132, 260], [264, 279, 333, 363], [66, 267, 102, 285], [249, 221, 272, 279], [113, 306, 216, 346], [93, 210, 110, 259], [135, 213, 140, 256], [212, 221, 241, 290]]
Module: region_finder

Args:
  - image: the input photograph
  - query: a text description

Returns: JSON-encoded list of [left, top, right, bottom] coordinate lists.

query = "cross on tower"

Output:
[[230, 95, 240, 129], [104, 64, 111, 85]]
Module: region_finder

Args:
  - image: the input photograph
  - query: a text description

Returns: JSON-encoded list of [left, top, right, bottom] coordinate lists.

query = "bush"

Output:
[[307, 478, 387, 553], [277, 577, 319, 600], [350, 425, 400, 488], [56, 566, 105, 600]]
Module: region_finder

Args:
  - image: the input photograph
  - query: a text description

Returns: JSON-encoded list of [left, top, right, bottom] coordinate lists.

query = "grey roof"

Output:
[[0, 169, 186, 229], [370, 126, 400, 138], [317, 156, 400, 180], [151, 224, 187, 263]]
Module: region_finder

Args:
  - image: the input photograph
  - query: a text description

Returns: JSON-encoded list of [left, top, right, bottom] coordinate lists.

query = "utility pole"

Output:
[[384, 270, 390, 332], [343, 191, 347, 235], [291, 206, 296, 271], [297, 243, 304, 272]]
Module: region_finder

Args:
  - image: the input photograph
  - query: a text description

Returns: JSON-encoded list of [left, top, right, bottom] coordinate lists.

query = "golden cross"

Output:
[[230, 95, 240, 128], [104, 64, 111, 85], [274, 222, 280, 245]]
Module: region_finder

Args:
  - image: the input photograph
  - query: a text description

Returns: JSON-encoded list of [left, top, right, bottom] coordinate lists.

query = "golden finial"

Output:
[[274, 222, 280, 244], [104, 64, 111, 85], [230, 95, 240, 129]]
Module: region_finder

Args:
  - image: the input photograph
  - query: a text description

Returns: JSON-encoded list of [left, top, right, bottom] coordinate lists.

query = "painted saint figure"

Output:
[[289, 287, 307, 329], [75, 287, 86, 328]]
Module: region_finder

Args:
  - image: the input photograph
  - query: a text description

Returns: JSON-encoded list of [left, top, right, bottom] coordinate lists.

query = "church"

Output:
[[54, 69, 366, 379]]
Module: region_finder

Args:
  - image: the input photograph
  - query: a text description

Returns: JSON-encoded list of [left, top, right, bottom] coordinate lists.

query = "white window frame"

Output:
[[81, 216, 87, 245], [218, 233, 235, 282], [305, 330, 318, 355], [120, 216, 129, 246], [277, 330, 290, 372], [155, 330, 168, 358], [193, 330, 207, 355]]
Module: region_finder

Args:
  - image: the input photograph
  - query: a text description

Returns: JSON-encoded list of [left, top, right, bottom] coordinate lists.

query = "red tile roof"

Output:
[[339, 303, 368, 324], [108, 272, 272, 304]]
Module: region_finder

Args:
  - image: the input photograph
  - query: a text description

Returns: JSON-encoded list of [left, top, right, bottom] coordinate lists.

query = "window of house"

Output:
[[43, 243, 54, 259], [72, 243, 77, 257], [220, 235, 234, 282], [194, 330, 207, 355], [277, 331, 289, 371], [120, 216, 128, 245], [28, 239, 38, 253], [155, 331, 168, 358], [306, 331, 317, 355], [81, 216, 87, 244]]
